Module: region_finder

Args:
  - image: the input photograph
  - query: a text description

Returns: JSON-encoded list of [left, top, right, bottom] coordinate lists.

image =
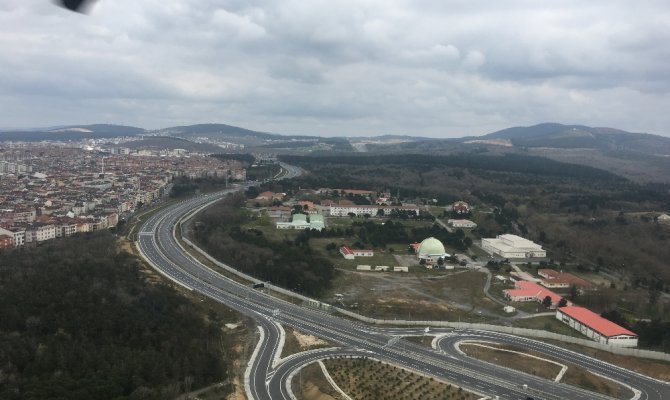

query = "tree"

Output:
[[463, 237, 473, 248], [601, 310, 630, 329], [437, 257, 444, 266], [542, 295, 552, 308], [245, 186, 259, 199], [569, 284, 579, 301], [557, 298, 568, 308]]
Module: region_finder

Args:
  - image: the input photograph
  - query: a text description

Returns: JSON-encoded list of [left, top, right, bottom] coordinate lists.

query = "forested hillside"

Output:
[[193, 193, 336, 296], [0, 232, 230, 400], [276, 154, 670, 321]]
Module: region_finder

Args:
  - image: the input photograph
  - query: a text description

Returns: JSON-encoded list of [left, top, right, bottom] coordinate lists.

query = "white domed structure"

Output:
[[417, 237, 450, 266]]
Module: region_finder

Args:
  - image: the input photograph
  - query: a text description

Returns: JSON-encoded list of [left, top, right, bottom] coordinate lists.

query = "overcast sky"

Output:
[[1, 1, 669, 137]]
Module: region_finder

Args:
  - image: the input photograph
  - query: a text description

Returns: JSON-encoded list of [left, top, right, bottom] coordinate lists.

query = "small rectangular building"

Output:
[[351, 249, 374, 257], [356, 265, 372, 271], [393, 266, 408, 272], [340, 246, 374, 259], [538, 269, 591, 289], [556, 306, 638, 347], [448, 219, 477, 228]]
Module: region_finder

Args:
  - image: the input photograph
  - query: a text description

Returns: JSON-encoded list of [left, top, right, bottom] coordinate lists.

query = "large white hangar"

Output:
[[481, 234, 546, 259]]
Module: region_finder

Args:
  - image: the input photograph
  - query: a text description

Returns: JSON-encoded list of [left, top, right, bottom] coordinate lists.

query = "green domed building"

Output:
[[417, 237, 449, 265]]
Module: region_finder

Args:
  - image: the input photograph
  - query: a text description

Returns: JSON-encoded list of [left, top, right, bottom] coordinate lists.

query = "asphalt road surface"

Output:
[[136, 163, 669, 400]]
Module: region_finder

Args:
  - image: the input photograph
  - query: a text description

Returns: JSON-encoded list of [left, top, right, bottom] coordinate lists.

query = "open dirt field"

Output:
[[281, 327, 333, 358], [322, 268, 506, 321]]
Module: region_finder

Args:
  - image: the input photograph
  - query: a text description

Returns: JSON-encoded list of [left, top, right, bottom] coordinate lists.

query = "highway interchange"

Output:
[[136, 163, 669, 400]]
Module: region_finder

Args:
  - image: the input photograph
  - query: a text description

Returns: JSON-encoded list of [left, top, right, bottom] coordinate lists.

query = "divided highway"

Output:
[[136, 164, 669, 400]]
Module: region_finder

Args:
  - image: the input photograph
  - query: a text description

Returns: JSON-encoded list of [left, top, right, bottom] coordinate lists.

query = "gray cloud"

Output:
[[0, 0, 669, 136]]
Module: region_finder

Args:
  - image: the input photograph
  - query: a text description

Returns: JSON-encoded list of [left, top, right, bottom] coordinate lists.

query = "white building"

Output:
[[448, 219, 477, 228], [340, 246, 374, 259], [37, 224, 56, 242], [329, 205, 420, 217], [276, 213, 324, 231], [481, 234, 546, 258], [276, 213, 310, 230], [556, 306, 638, 347], [56, 221, 78, 237]]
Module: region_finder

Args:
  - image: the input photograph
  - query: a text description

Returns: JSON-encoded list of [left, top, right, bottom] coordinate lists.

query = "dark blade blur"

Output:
[[59, 0, 94, 13]]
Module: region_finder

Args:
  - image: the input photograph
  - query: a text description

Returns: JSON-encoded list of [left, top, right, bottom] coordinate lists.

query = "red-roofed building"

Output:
[[254, 191, 285, 201], [538, 269, 591, 289], [339, 246, 374, 260], [298, 200, 317, 213], [503, 280, 570, 309], [451, 201, 470, 214], [556, 306, 638, 347]]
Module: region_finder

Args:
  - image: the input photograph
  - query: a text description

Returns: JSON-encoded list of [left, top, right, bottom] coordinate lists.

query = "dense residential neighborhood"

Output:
[[0, 144, 245, 248]]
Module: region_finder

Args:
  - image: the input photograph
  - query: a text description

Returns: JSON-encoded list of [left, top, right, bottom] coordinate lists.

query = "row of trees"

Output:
[[287, 219, 472, 252]]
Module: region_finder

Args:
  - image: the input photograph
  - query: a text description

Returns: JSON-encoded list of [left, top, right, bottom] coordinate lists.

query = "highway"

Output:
[[136, 163, 669, 400]]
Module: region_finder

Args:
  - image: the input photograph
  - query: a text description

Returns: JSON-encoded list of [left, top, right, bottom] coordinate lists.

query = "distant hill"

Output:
[[155, 123, 352, 152], [155, 123, 281, 141], [122, 136, 224, 153], [0, 124, 145, 142], [480, 123, 670, 155], [49, 124, 145, 135], [364, 123, 670, 182], [155, 123, 326, 141]]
